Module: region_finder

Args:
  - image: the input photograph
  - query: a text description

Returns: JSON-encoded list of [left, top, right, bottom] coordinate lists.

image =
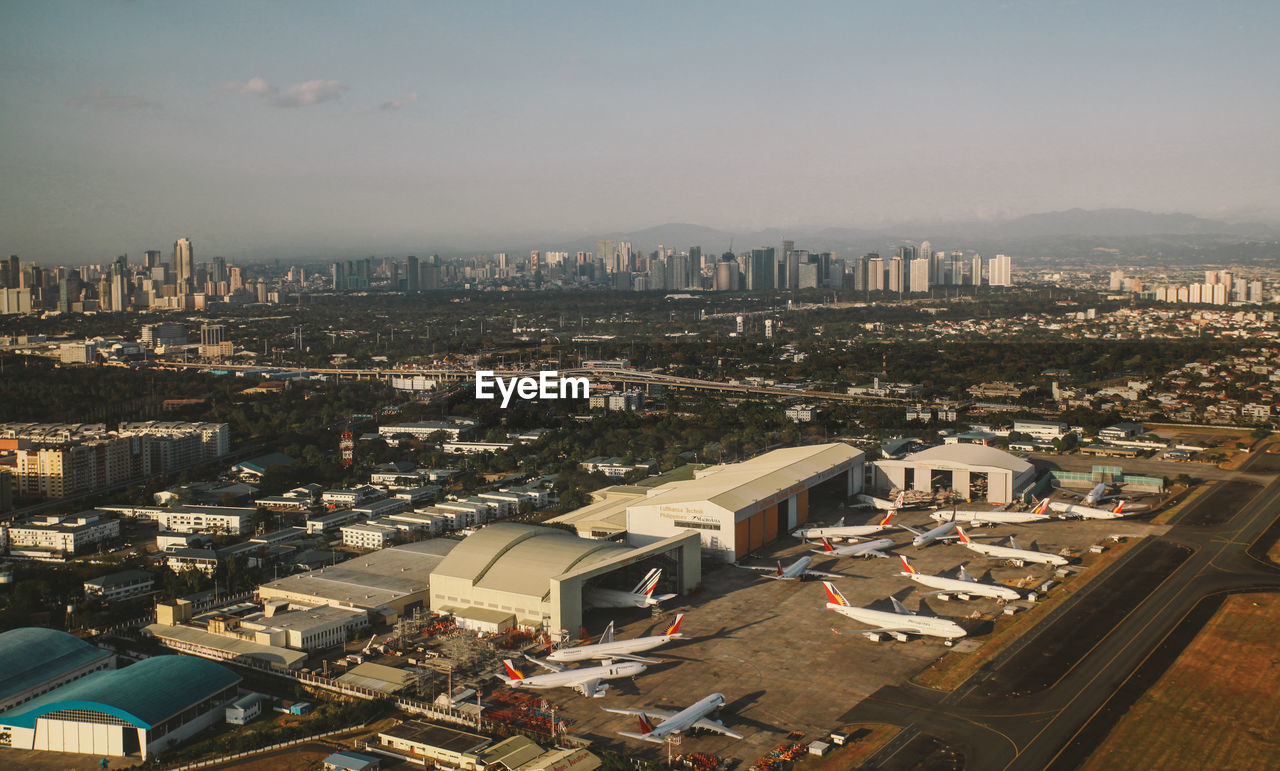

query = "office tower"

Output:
[[950, 252, 965, 285], [1109, 270, 1125, 291], [971, 254, 984, 285], [909, 258, 930, 293], [895, 245, 917, 263], [888, 255, 905, 294], [1249, 280, 1264, 303], [797, 262, 819, 289], [407, 255, 420, 291], [173, 238, 193, 293], [920, 240, 932, 265], [715, 256, 738, 291], [6, 255, 20, 288], [782, 241, 799, 289], [669, 253, 690, 290], [989, 254, 1013, 287], [1205, 270, 1218, 285], [331, 262, 345, 290], [144, 250, 161, 269], [529, 251, 540, 273], [867, 257, 885, 291], [596, 240, 615, 273], [200, 324, 225, 346], [748, 248, 776, 291], [229, 266, 245, 293]]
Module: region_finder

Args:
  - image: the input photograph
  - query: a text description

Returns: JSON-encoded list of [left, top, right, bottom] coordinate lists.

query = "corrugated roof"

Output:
[[431, 524, 631, 596], [0, 655, 239, 729], [901, 444, 1034, 473], [257, 539, 456, 608], [637, 443, 862, 513], [0, 628, 114, 703], [144, 623, 308, 669]]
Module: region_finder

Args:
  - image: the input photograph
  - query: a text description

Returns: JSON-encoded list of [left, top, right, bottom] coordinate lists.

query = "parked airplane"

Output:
[[583, 568, 677, 609], [793, 511, 896, 540], [855, 491, 907, 511], [738, 555, 844, 580], [900, 518, 959, 547], [498, 655, 646, 698], [548, 615, 685, 664], [822, 581, 967, 644], [812, 536, 894, 559], [898, 555, 1020, 602], [955, 526, 1069, 566], [930, 498, 1052, 526], [605, 692, 745, 743], [1061, 482, 1110, 506], [1048, 499, 1128, 520]]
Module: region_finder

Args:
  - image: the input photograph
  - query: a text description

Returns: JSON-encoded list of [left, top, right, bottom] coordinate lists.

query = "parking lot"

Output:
[[535, 505, 1165, 765]]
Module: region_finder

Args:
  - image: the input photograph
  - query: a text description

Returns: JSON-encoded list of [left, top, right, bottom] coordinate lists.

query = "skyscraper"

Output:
[[989, 254, 1013, 287], [888, 255, 905, 294], [749, 248, 776, 291], [173, 238, 194, 294], [867, 257, 885, 291], [781, 240, 798, 289], [909, 258, 930, 293], [971, 254, 984, 286], [407, 255, 420, 291]]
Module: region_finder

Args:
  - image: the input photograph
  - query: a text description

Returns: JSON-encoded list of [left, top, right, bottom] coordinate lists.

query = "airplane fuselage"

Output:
[[913, 520, 957, 546], [1049, 501, 1122, 519], [931, 510, 1049, 525], [903, 571, 1021, 601], [547, 634, 678, 663], [821, 537, 895, 558], [963, 541, 1068, 566], [795, 524, 890, 539], [505, 660, 646, 690], [826, 602, 967, 640]]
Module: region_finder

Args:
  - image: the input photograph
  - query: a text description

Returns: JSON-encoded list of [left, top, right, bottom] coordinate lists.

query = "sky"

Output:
[[2, 1, 1279, 261]]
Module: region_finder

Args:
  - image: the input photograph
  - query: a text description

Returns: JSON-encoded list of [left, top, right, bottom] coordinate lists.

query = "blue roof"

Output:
[[0, 655, 240, 729], [323, 750, 381, 770], [0, 628, 113, 704]]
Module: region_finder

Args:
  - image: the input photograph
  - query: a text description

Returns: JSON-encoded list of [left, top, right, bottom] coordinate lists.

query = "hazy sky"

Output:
[[2, 1, 1278, 261]]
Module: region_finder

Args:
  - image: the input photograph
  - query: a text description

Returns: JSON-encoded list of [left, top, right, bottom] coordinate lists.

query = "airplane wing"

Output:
[[595, 652, 662, 664], [738, 565, 787, 578], [802, 568, 847, 579], [691, 718, 745, 739], [832, 626, 922, 636], [898, 524, 924, 535], [523, 654, 564, 673], [602, 707, 680, 720], [574, 678, 606, 698]]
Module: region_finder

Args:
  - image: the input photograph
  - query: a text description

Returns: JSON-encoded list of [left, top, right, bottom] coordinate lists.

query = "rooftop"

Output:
[[380, 720, 490, 754], [0, 628, 114, 703], [258, 539, 456, 608], [899, 443, 1035, 474], [84, 569, 154, 588], [430, 523, 632, 597]]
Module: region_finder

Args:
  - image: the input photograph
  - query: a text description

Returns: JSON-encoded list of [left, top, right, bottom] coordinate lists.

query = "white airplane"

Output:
[[793, 510, 897, 541], [955, 526, 1069, 566], [1060, 482, 1110, 506], [548, 614, 685, 664], [605, 692, 744, 743], [583, 568, 677, 609], [498, 655, 646, 698], [900, 518, 959, 547], [1048, 498, 1128, 520], [737, 555, 844, 580], [822, 581, 967, 644], [812, 536, 894, 559], [898, 555, 1020, 602], [931, 498, 1052, 526], [855, 490, 907, 511]]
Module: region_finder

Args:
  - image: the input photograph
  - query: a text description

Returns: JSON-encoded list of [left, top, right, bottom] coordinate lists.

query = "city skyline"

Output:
[[3, 2, 1279, 261]]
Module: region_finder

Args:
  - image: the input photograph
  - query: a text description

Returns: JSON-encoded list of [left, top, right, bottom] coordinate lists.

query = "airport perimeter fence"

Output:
[[160, 723, 367, 771]]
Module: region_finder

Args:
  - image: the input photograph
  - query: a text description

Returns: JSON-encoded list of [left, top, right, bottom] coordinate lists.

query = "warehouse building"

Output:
[[257, 539, 457, 619], [0, 655, 239, 759], [624, 443, 864, 561], [872, 444, 1037, 504], [0, 628, 117, 713], [430, 522, 699, 639]]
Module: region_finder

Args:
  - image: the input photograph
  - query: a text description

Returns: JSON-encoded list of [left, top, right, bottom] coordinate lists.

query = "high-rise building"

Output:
[[867, 257, 885, 291], [950, 252, 965, 285], [748, 248, 776, 292], [1109, 269, 1125, 291], [407, 255, 420, 291], [888, 255, 905, 294], [173, 238, 194, 293], [909, 258, 930, 293], [144, 250, 162, 269], [783, 241, 799, 289], [989, 254, 1013, 287], [715, 256, 738, 291], [6, 255, 20, 288], [971, 254, 984, 286]]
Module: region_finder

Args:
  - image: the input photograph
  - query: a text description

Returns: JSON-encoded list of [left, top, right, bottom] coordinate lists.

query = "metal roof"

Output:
[[0, 628, 114, 704], [636, 443, 863, 513], [899, 444, 1035, 474], [258, 539, 456, 608], [430, 523, 632, 596], [0, 655, 239, 730], [143, 623, 308, 669]]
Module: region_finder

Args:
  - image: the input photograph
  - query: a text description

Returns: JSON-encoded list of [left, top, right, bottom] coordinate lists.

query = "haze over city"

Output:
[[3, 1, 1279, 261]]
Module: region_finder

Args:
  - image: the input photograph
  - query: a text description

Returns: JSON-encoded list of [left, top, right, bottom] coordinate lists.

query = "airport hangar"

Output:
[[550, 443, 865, 562], [429, 522, 700, 640], [0, 655, 239, 760], [872, 444, 1036, 504]]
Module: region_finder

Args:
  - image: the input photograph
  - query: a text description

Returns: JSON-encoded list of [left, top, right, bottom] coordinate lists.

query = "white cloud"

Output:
[[379, 91, 421, 111], [223, 77, 347, 108], [69, 89, 157, 112]]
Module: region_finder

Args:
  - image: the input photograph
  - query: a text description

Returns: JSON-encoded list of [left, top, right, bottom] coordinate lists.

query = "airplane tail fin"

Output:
[[890, 596, 913, 615], [834, 516, 845, 527], [893, 491, 906, 509], [880, 510, 895, 526], [631, 568, 660, 595], [501, 659, 525, 681], [1032, 497, 1050, 516], [820, 537, 835, 553], [899, 555, 917, 574], [958, 564, 974, 582], [822, 581, 850, 607], [775, 560, 784, 576], [665, 613, 685, 637], [640, 569, 663, 599], [638, 713, 656, 735], [1113, 501, 1125, 514], [956, 525, 972, 544]]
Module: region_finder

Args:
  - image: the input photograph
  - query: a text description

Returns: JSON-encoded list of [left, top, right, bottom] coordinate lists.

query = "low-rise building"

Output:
[[4, 513, 119, 556], [341, 522, 399, 550], [164, 547, 219, 576], [97, 504, 252, 535], [84, 569, 154, 602], [441, 441, 514, 455]]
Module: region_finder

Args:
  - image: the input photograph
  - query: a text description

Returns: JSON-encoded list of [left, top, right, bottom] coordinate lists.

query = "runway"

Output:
[[849, 451, 1280, 769]]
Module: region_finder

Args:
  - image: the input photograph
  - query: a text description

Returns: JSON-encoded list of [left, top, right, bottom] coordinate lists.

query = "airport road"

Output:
[[852, 451, 1280, 770]]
